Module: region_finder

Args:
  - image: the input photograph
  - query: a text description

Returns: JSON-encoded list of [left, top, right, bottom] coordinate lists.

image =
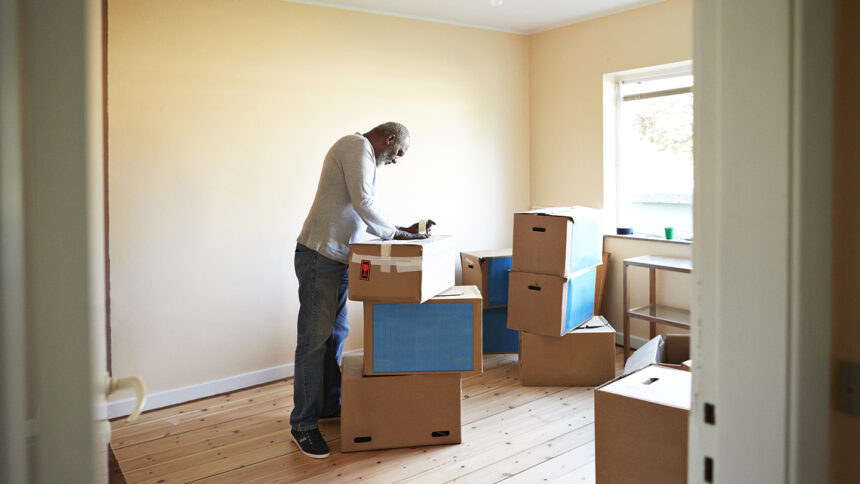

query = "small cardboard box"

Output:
[[623, 333, 691, 375], [363, 286, 483, 376], [341, 352, 462, 453], [512, 206, 603, 277], [595, 364, 691, 484], [507, 266, 597, 337], [482, 307, 518, 353], [460, 249, 513, 308], [348, 235, 456, 304], [519, 316, 616, 386]]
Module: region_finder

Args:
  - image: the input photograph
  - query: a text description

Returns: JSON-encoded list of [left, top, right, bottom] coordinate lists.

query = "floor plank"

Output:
[[111, 348, 624, 483]]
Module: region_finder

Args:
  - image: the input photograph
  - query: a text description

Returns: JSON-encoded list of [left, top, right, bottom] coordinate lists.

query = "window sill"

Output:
[[604, 233, 692, 245]]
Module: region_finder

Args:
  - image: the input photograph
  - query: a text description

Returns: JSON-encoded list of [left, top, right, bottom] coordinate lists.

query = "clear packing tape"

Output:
[[352, 244, 423, 273]]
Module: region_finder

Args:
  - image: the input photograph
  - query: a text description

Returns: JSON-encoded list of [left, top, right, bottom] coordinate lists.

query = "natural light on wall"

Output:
[[603, 61, 694, 240]]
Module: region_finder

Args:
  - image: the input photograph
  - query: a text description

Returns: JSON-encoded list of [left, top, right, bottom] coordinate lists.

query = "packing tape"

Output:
[[351, 253, 423, 273], [419, 219, 427, 233]]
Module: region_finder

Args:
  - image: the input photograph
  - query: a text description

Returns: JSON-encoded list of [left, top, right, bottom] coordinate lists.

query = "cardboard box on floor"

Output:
[[507, 266, 598, 336], [623, 333, 691, 375], [460, 249, 512, 308], [340, 352, 461, 453], [511, 206, 603, 277], [363, 286, 483, 376], [348, 235, 456, 304], [519, 316, 616, 386], [595, 364, 691, 484]]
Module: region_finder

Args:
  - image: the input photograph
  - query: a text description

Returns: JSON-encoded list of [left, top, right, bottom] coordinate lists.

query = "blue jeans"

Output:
[[290, 243, 350, 431]]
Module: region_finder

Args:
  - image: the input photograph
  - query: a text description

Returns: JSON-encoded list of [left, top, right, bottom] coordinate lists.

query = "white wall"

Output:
[[108, 0, 530, 398]]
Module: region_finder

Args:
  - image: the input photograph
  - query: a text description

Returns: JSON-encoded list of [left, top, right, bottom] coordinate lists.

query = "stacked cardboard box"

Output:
[[460, 249, 518, 353], [342, 236, 482, 452], [508, 207, 615, 386]]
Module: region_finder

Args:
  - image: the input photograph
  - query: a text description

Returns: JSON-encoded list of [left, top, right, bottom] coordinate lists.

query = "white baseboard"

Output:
[[615, 332, 651, 351], [107, 349, 364, 420]]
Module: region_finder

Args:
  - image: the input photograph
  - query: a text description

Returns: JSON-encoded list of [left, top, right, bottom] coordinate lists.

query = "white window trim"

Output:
[[602, 60, 693, 236]]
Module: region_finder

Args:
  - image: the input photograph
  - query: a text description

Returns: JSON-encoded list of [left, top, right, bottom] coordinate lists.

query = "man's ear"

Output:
[[385, 134, 396, 146]]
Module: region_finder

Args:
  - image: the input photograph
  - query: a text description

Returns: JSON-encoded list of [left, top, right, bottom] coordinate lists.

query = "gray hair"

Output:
[[372, 122, 410, 142]]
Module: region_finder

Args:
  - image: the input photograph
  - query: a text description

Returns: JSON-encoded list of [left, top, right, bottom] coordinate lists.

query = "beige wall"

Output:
[[528, 0, 692, 209], [831, 0, 860, 481], [529, 0, 693, 342], [108, 0, 530, 395]]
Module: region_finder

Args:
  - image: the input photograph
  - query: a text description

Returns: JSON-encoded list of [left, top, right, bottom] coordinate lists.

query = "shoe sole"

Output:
[[291, 433, 330, 459]]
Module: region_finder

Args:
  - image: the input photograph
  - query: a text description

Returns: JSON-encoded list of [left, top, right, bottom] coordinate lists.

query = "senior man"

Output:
[[291, 122, 434, 458]]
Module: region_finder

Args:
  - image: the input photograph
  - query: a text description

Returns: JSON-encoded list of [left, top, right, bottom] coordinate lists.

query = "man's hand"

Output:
[[393, 229, 429, 240], [399, 219, 436, 235]]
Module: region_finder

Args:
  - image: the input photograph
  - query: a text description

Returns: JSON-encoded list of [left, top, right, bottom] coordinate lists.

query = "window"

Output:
[[604, 63, 694, 239]]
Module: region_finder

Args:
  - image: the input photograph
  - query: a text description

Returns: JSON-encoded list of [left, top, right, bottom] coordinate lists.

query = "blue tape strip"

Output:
[[486, 256, 512, 306], [373, 302, 474, 372], [569, 215, 603, 273], [564, 267, 597, 333], [482, 307, 518, 353]]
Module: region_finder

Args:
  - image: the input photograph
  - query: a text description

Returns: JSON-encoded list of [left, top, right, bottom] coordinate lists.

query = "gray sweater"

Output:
[[297, 133, 397, 263]]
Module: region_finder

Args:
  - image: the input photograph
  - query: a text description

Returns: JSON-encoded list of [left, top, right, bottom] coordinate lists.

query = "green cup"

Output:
[[664, 227, 675, 240]]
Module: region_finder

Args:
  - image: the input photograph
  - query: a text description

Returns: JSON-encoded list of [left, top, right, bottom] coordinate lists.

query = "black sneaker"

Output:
[[291, 428, 330, 459]]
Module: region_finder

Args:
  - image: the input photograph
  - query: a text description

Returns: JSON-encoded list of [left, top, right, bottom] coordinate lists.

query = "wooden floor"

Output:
[[110, 348, 625, 483]]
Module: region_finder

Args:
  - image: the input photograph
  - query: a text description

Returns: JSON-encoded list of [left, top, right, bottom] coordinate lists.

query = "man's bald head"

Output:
[[364, 122, 410, 167]]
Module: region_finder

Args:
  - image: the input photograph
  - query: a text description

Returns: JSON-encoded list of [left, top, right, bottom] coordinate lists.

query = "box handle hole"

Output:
[[532, 227, 546, 232], [354, 436, 372, 443], [467, 264, 474, 269], [431, 431, 450, 438], [527, 285, 541, 291], [642, 377, 659, 385]]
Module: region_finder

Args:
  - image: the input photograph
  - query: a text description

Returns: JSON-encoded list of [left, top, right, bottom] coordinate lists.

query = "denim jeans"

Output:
[[290, 243, 349, 431]]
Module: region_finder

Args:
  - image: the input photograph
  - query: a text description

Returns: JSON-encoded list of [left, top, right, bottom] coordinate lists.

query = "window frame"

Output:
[[603, 61, 694, 238]]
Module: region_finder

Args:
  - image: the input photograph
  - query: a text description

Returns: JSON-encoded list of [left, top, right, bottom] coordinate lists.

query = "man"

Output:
[[291, 122, 435, 458]]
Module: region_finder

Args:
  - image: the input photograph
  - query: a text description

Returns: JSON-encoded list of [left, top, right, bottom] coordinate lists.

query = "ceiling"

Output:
[[284, 0, 666, 35]]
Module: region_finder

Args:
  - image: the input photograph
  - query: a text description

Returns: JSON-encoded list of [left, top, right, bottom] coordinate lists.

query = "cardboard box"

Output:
[[348, 235, 456, 304], [460, 249, 512, 308], [512, 206, 603, 277], [363, 286, 483, 376], [594, 252, 610, 314], [623, 333, 691, 375], [482, 307, 518, 353], [595, 365, 691, 484], [519, 316, 616, 386], [341, 352, 461, 452], [507, 266, 597, 337]]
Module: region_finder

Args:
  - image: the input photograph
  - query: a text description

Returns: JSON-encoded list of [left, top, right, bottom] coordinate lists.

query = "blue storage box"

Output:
[[363, 286, 482, 376], [512, 206, 603, 276], [482, 307, 518, 353], [507, 266, 598, 337], [460, 249, 512, 308]]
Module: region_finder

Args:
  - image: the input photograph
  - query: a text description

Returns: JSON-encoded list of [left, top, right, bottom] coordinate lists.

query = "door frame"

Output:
[[691, 0, 833, 482]]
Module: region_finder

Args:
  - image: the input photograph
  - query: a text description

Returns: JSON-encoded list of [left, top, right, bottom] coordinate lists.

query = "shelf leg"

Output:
[[623, 262, 630, 363], [649, 267, 657, 339]]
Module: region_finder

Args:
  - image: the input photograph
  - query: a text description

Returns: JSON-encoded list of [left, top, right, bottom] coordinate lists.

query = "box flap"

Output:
[[623, 336, 665, 375], [516, 206, 601, 222], [569, 315, 615, 335], [460, 248, 513, 260], [599, 365, 691, 410], [431, 285, 482, 302]]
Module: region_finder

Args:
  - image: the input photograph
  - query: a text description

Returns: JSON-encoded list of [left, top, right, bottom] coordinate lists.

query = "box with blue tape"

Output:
[[363, 286, 483, 376], [512, 206, 603, 277], [507, 265, 598, 337], [460, 249, 512, 308]]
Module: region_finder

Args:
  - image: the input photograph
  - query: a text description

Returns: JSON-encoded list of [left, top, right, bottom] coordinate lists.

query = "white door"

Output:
[[0, 0, 133, 481]]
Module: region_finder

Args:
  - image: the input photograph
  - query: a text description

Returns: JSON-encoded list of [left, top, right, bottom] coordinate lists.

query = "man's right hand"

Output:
[[393, 229, 430, 240]]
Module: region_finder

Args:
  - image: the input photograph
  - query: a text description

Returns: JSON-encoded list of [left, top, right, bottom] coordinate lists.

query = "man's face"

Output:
[[375, 136, 409, 167]]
